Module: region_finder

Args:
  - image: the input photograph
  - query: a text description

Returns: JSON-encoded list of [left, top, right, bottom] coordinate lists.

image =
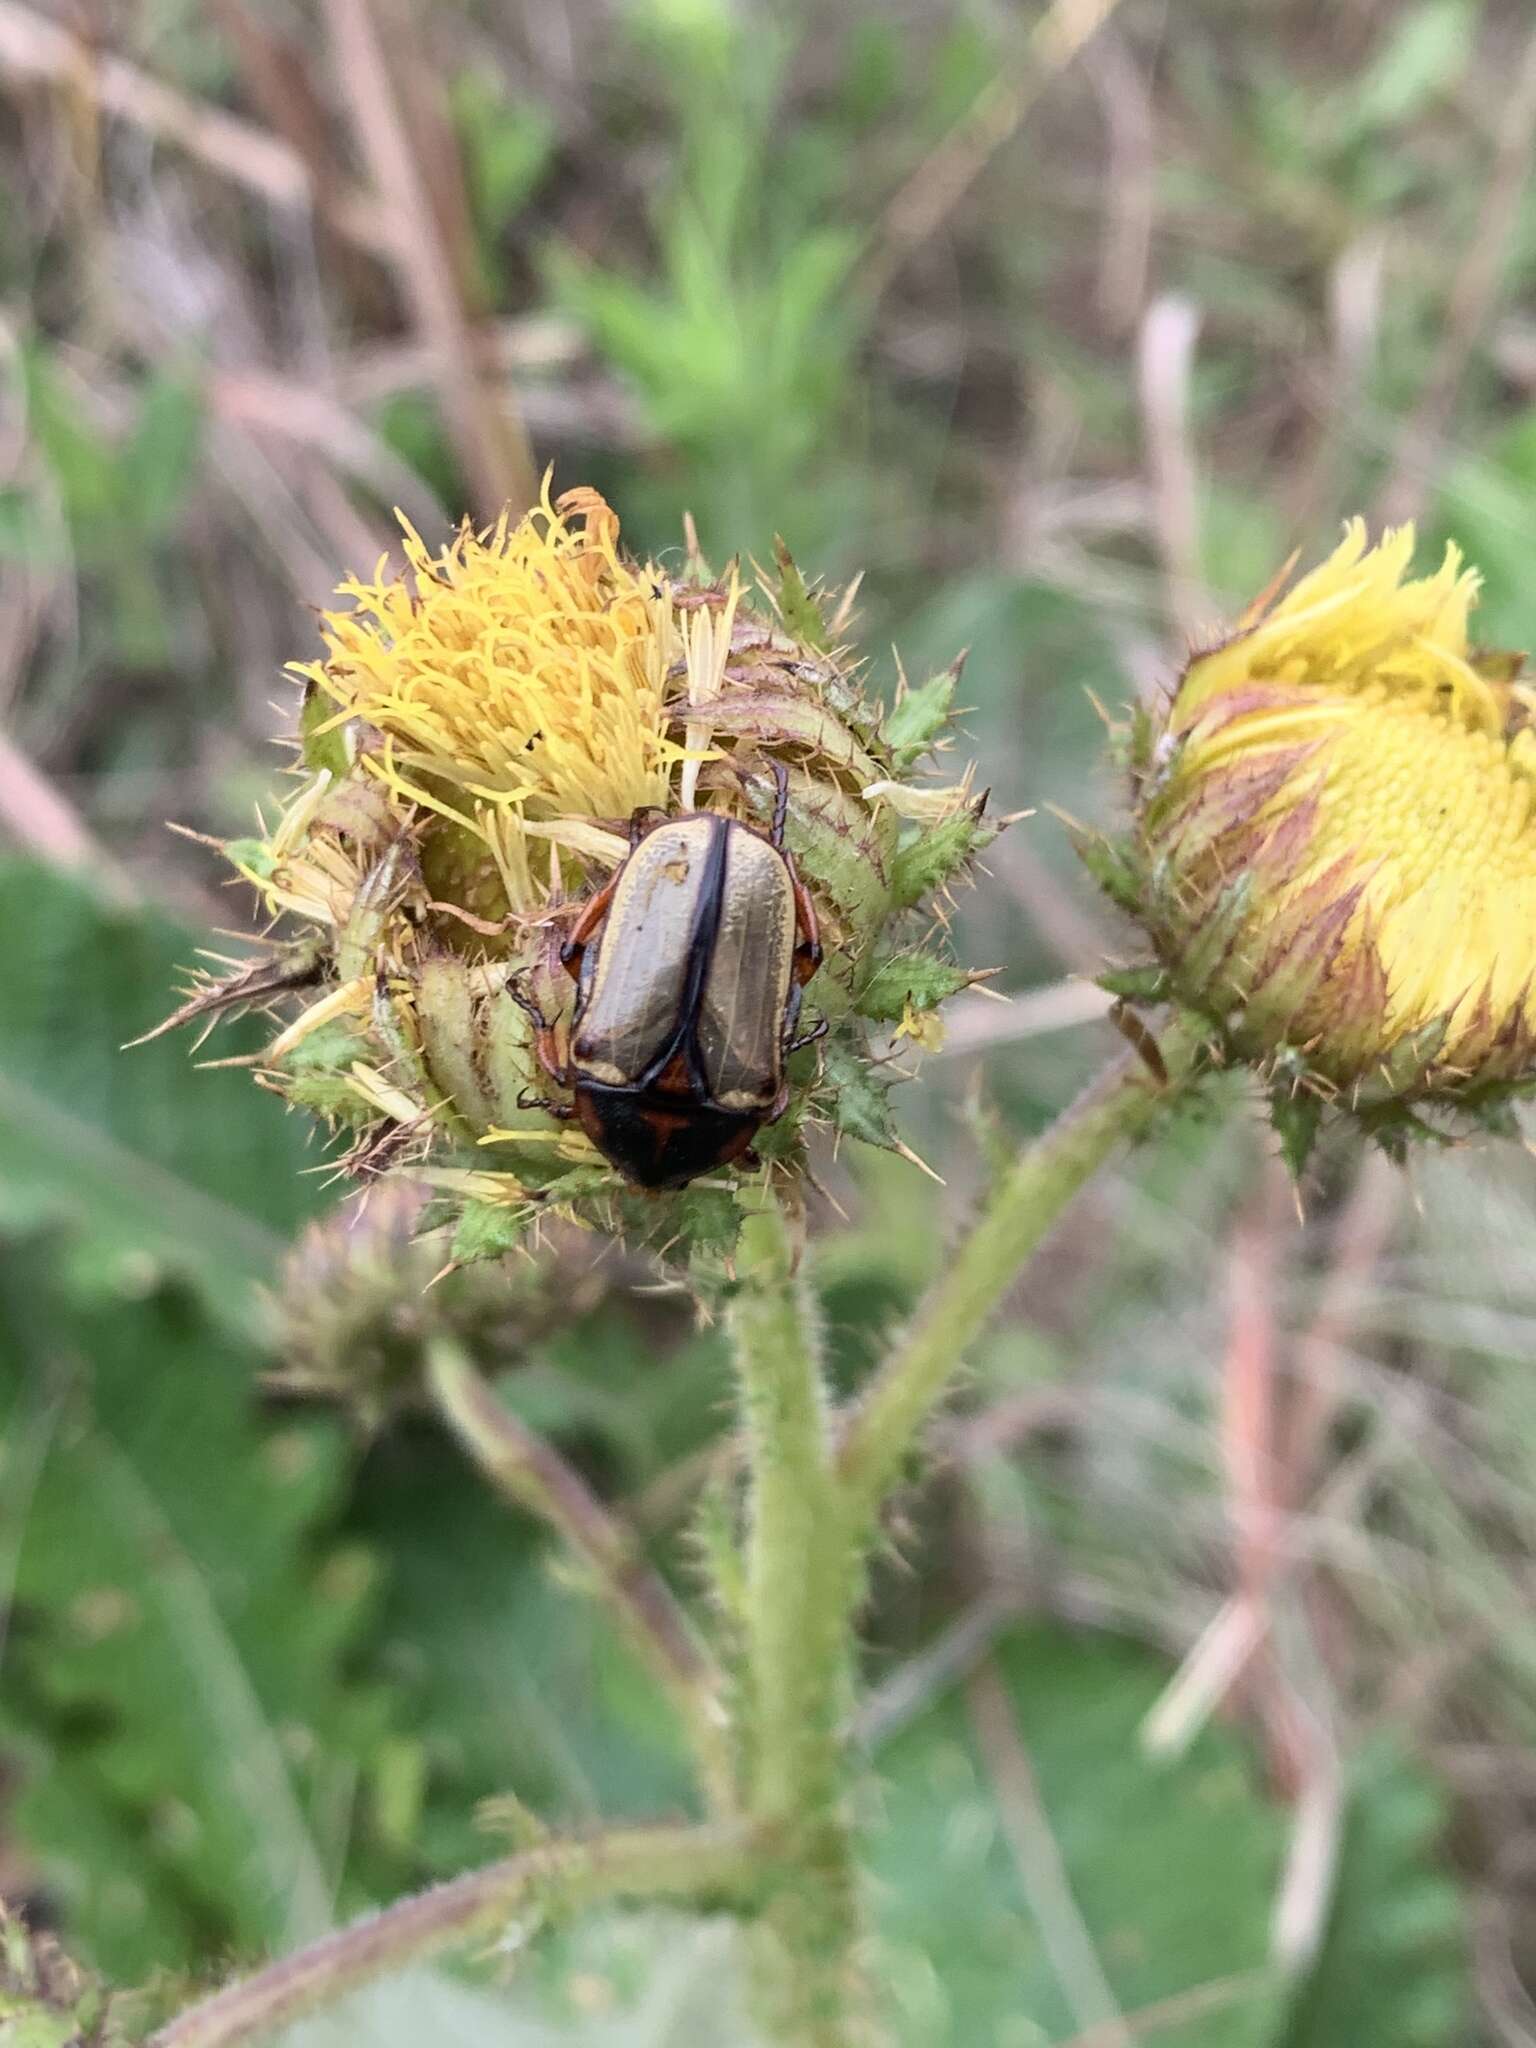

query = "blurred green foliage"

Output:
[[0, 863, 319, 1324], [0, 1264, 383, 1980]]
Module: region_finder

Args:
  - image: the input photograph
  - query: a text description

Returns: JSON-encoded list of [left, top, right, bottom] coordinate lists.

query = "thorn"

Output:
[[1082, 688, 1123, 735], [893, 1137, 946, 1186], [122, 1016, 182, 1050], [828, 572, 863, 635], [165, 819, 225, 848], [806, 1164, 849, 1221]]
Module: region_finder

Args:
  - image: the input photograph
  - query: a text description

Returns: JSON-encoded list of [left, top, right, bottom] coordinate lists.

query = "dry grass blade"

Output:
[[0, 729, 132, 898], [210, 369, 446, 534], [1084, 28, 1156, 337], [206, 0, 352, 207], [324, 0, 536, 521], [1137, 293, 1208, 645], [1057, 1971, 1272, 2048], [0, 0, 389, 254], [965, 1655, 1133, 2044], [933, 977, 1113, 1059]]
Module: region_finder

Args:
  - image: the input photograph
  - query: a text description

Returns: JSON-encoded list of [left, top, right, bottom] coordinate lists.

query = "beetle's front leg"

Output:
[[779, 972, 829, 1059], [507, 974, 573, 1102], [788, 872, 822, 984], [786, 1017, 829, 1058], [516, 1086, 576, 1119]]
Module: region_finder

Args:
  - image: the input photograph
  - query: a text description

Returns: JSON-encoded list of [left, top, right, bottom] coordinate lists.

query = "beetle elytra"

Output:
[[517, 783, 822, 1189]]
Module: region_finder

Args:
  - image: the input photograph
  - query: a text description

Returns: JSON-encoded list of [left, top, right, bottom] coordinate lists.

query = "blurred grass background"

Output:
[[5, 0, 1536, 2039]]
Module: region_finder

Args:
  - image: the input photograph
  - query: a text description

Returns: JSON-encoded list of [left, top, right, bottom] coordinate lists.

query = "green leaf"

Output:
[[450, 72, 557, 234], [1072, 827, 1145, 915], [772, 535, 831, 652], [21, 347, 121, 528], [867, 1623, 1289, 2046], [348, 1424, 696, 1875], [888, 810, 992, 910], [0, 485, 61, 564], [856, 951, 971, 1024], [299, 683, 353, 778], [0, 861, 324, 1328], [1096, 964, 1170, 1002], [277, 1015, 375, 1123], [1269, 1087, 1325, 1180], [450, 1196, 535, 1267], [883, 666, 959, 769], [223, 834, 279, 877], [0, 1260, 386, 1979], [1348, 1, 1472, 133], [820, 1035, 901, 1150]]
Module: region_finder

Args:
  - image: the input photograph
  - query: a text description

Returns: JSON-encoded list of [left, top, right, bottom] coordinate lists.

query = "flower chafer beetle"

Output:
[[520, 773, 823, 1189]]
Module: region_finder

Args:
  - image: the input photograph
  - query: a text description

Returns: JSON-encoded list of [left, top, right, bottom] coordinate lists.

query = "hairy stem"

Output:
[[837, 1012, 1204, 1533], [151, 1821, 764, 2048], [730, 1200, 869, 2046], [425, 1337, 734, 1810]]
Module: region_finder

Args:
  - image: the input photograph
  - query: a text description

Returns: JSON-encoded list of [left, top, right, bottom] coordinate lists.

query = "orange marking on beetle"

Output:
[[648, 1050, 698, 1100]]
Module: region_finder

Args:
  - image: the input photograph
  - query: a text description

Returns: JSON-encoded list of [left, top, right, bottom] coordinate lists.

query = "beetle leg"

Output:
[[778, 967, 827, 1062], [765, 1082, 791, 1127], [507, 975, 571, 1090], [787, 869, 822, 985], [767, 757, 790, 849], [516, 1086, 575, 1119], [506, 975, 547, 1032], [559, 875, 619, 981]]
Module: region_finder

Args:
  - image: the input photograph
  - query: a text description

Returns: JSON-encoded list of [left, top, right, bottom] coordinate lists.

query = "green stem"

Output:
[[730, 1200, 869, 2047], [425, 1337, 734, 1812], [837, 1013, 1204, 1534], [150, 1821, 764, 2048]]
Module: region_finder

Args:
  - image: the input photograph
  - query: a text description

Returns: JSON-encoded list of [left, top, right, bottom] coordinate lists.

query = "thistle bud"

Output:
[[161, 479, 991, 1250], [1085, 521, 1536, 1165], [272, 1182, 603, 1424]]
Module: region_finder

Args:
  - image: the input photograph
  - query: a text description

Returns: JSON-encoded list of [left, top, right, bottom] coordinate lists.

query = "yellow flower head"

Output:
[[1105, 521, 1536, 1155], [292, 479, 684, 911]]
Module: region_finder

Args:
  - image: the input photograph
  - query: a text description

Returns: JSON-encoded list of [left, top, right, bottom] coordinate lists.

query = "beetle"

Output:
[[517, 772, 823, 1189]]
